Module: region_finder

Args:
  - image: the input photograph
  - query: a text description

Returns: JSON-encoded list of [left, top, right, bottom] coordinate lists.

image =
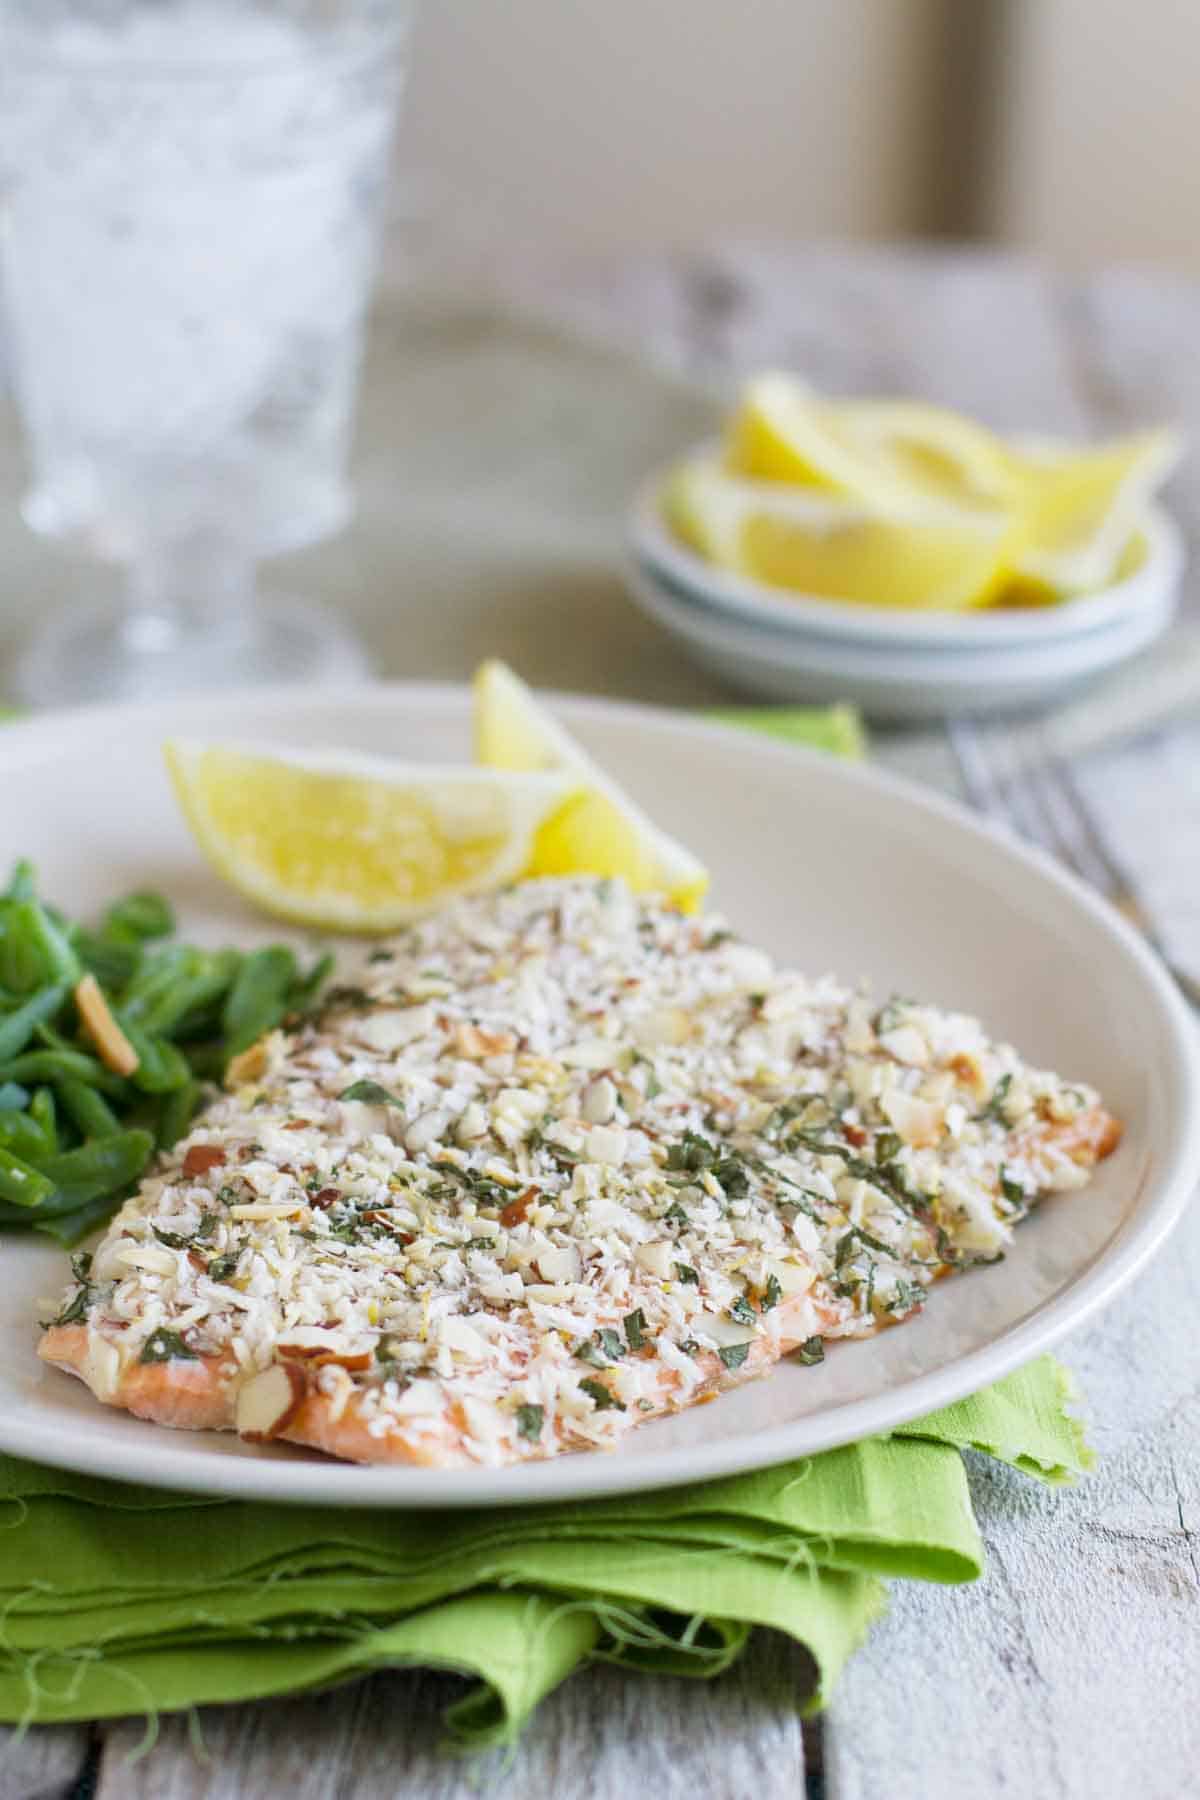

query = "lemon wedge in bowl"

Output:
[[1006, 428, 1183, 599], [664, 459, 1014, 611], [473, 660, 709, 910], [164, 740, 579, 932], [725, 373, 1016, 515]]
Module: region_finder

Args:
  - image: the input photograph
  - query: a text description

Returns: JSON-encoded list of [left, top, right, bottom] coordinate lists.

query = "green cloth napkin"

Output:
[[0, 1357, 1089, 1744]]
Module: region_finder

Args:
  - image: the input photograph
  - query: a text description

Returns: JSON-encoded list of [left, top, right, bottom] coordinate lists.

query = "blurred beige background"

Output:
[[395, 0, 1199, 272]]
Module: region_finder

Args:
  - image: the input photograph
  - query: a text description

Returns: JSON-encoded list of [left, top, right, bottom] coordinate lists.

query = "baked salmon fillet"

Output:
[[38, 877, 1121, 1468]]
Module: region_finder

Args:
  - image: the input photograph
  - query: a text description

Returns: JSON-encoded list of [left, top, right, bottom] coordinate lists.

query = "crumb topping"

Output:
[[42, 877, 1110, 1464]]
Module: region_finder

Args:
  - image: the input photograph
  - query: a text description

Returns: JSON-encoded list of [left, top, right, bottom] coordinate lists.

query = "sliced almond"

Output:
[[183, 1144, 227, 1179], [74, 974, 138, 1077], [454, 1023, 517, 1060], [235, 1362, 306, 1442], [226, 1037, 269, 1086]]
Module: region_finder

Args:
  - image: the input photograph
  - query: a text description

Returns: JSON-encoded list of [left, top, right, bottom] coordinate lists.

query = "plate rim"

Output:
[[2, 681, 1198, 1507]]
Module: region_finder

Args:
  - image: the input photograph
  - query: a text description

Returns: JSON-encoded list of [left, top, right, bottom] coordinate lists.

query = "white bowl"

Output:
[[630, 463, 1184, 653], [625, 559, 1178, 721]]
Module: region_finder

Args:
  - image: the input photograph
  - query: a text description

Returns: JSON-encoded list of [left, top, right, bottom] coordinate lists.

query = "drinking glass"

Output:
[[0, 0, 413, 705]]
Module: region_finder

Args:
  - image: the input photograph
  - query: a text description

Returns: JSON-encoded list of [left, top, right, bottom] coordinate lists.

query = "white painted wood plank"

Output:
[[95, 1631, 811, 1800], [0, 1724, 90, 1799], [828, 1184, 1200, 1800]]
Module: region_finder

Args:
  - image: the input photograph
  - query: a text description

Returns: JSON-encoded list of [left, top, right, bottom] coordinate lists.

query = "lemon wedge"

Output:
[[164, 740, 579, 932], [665, 460, 1013, 611], [1005, 429, 1182, 598], [725, 374, 1015, 515], [473, 660, 709, 910]]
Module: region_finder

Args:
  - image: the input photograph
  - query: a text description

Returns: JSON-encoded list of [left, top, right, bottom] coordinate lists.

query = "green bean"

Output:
[[0, 914, 46, 995], [140, 950, 240, 1038], [75, 929, 141, 993], [182, 1041, 225, 1082], [0, 1049, 126, 1094], [118, 1020, 191, 1094], [0, 1113, 52, 1161], [32, 1129, 154, 1213], [0, 982, 69, 1064], [222, 946, 296, 1058], [156, 1078, 199, 1151], [32, 1193, 130, 1246], [0, 1082, 28, 1112], [7, 899, 80, 987], [118, 945, 197, 1020], [287, 951, 335, 1014], [102, 890, 174, 942], [58, 1079, 120, 1141], [2, 861, 36, 903], [0, 1145, 55, 1208], [28, 1087, 57, 1152]]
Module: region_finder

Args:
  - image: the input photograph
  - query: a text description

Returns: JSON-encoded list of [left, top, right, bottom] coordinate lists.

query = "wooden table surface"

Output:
[[2, 245, 1199, 1800]]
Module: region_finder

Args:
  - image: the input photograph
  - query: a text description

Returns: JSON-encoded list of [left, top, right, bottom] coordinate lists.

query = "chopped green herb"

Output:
[[46, 1279, 93, 1328], [762, 1272, 783, 1312], [516, 1403, 545, 1441], [717, 1341, 751, 1371], [139, 1327, 198, 1364], [206, 1251, 242, 1283], [324, 985, 372, 1010], [674, 1262, 699, 1285], [705, 929, 733, 949], [874, 995, 914, 1034], [338, 1079, 404, 1107], [999, 1165, 1026, 1207], [874, 1130, 903, 1166], [596, 1327, 626, 1362], [834, 1231, 859, 1271], [194, 1212, 219, 1241], [572, 1337, 609, 1369], [729, 1295, 757, 1327], [580, 1377, 625, 1412], [888, 1279, 926, 1316], [623, 1308, 648, 1351], [665, 1130, 717, 1174], [975, 1072, 1013, 1124], [796, 1337, 825, 1366], [151, 1225, 192, 1250], [712, 1156, 750, 1197], [664, 1200, 689, 1228]]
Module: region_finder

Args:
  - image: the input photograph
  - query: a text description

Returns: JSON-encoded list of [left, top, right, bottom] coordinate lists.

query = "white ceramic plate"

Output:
[[625, 562, 1178, 721], [631, 458, 1184, 650], [2, 685, 1197, 1507]]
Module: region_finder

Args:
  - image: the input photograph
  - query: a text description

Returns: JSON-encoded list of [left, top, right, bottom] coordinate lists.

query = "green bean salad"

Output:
[[0, 862, 329, 1245]]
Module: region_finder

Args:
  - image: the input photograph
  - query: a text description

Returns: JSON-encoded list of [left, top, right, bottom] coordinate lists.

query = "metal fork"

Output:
[[947, 716, 1200, 1012]]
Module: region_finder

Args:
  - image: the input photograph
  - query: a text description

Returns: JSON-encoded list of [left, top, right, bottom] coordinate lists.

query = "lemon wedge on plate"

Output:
[[1006, 429, 1182, 599], [664, 459, 1013, 611], [725, 374, 1015, 515], [473, 660, 709, 910], [164, 740, 579, 932]]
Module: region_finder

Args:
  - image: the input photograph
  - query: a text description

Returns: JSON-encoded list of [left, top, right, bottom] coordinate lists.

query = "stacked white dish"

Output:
[[626, 462, 1183, 722]]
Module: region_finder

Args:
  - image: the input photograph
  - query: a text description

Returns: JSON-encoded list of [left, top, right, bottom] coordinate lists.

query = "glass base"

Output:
[[13, 593, 373, 708]]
